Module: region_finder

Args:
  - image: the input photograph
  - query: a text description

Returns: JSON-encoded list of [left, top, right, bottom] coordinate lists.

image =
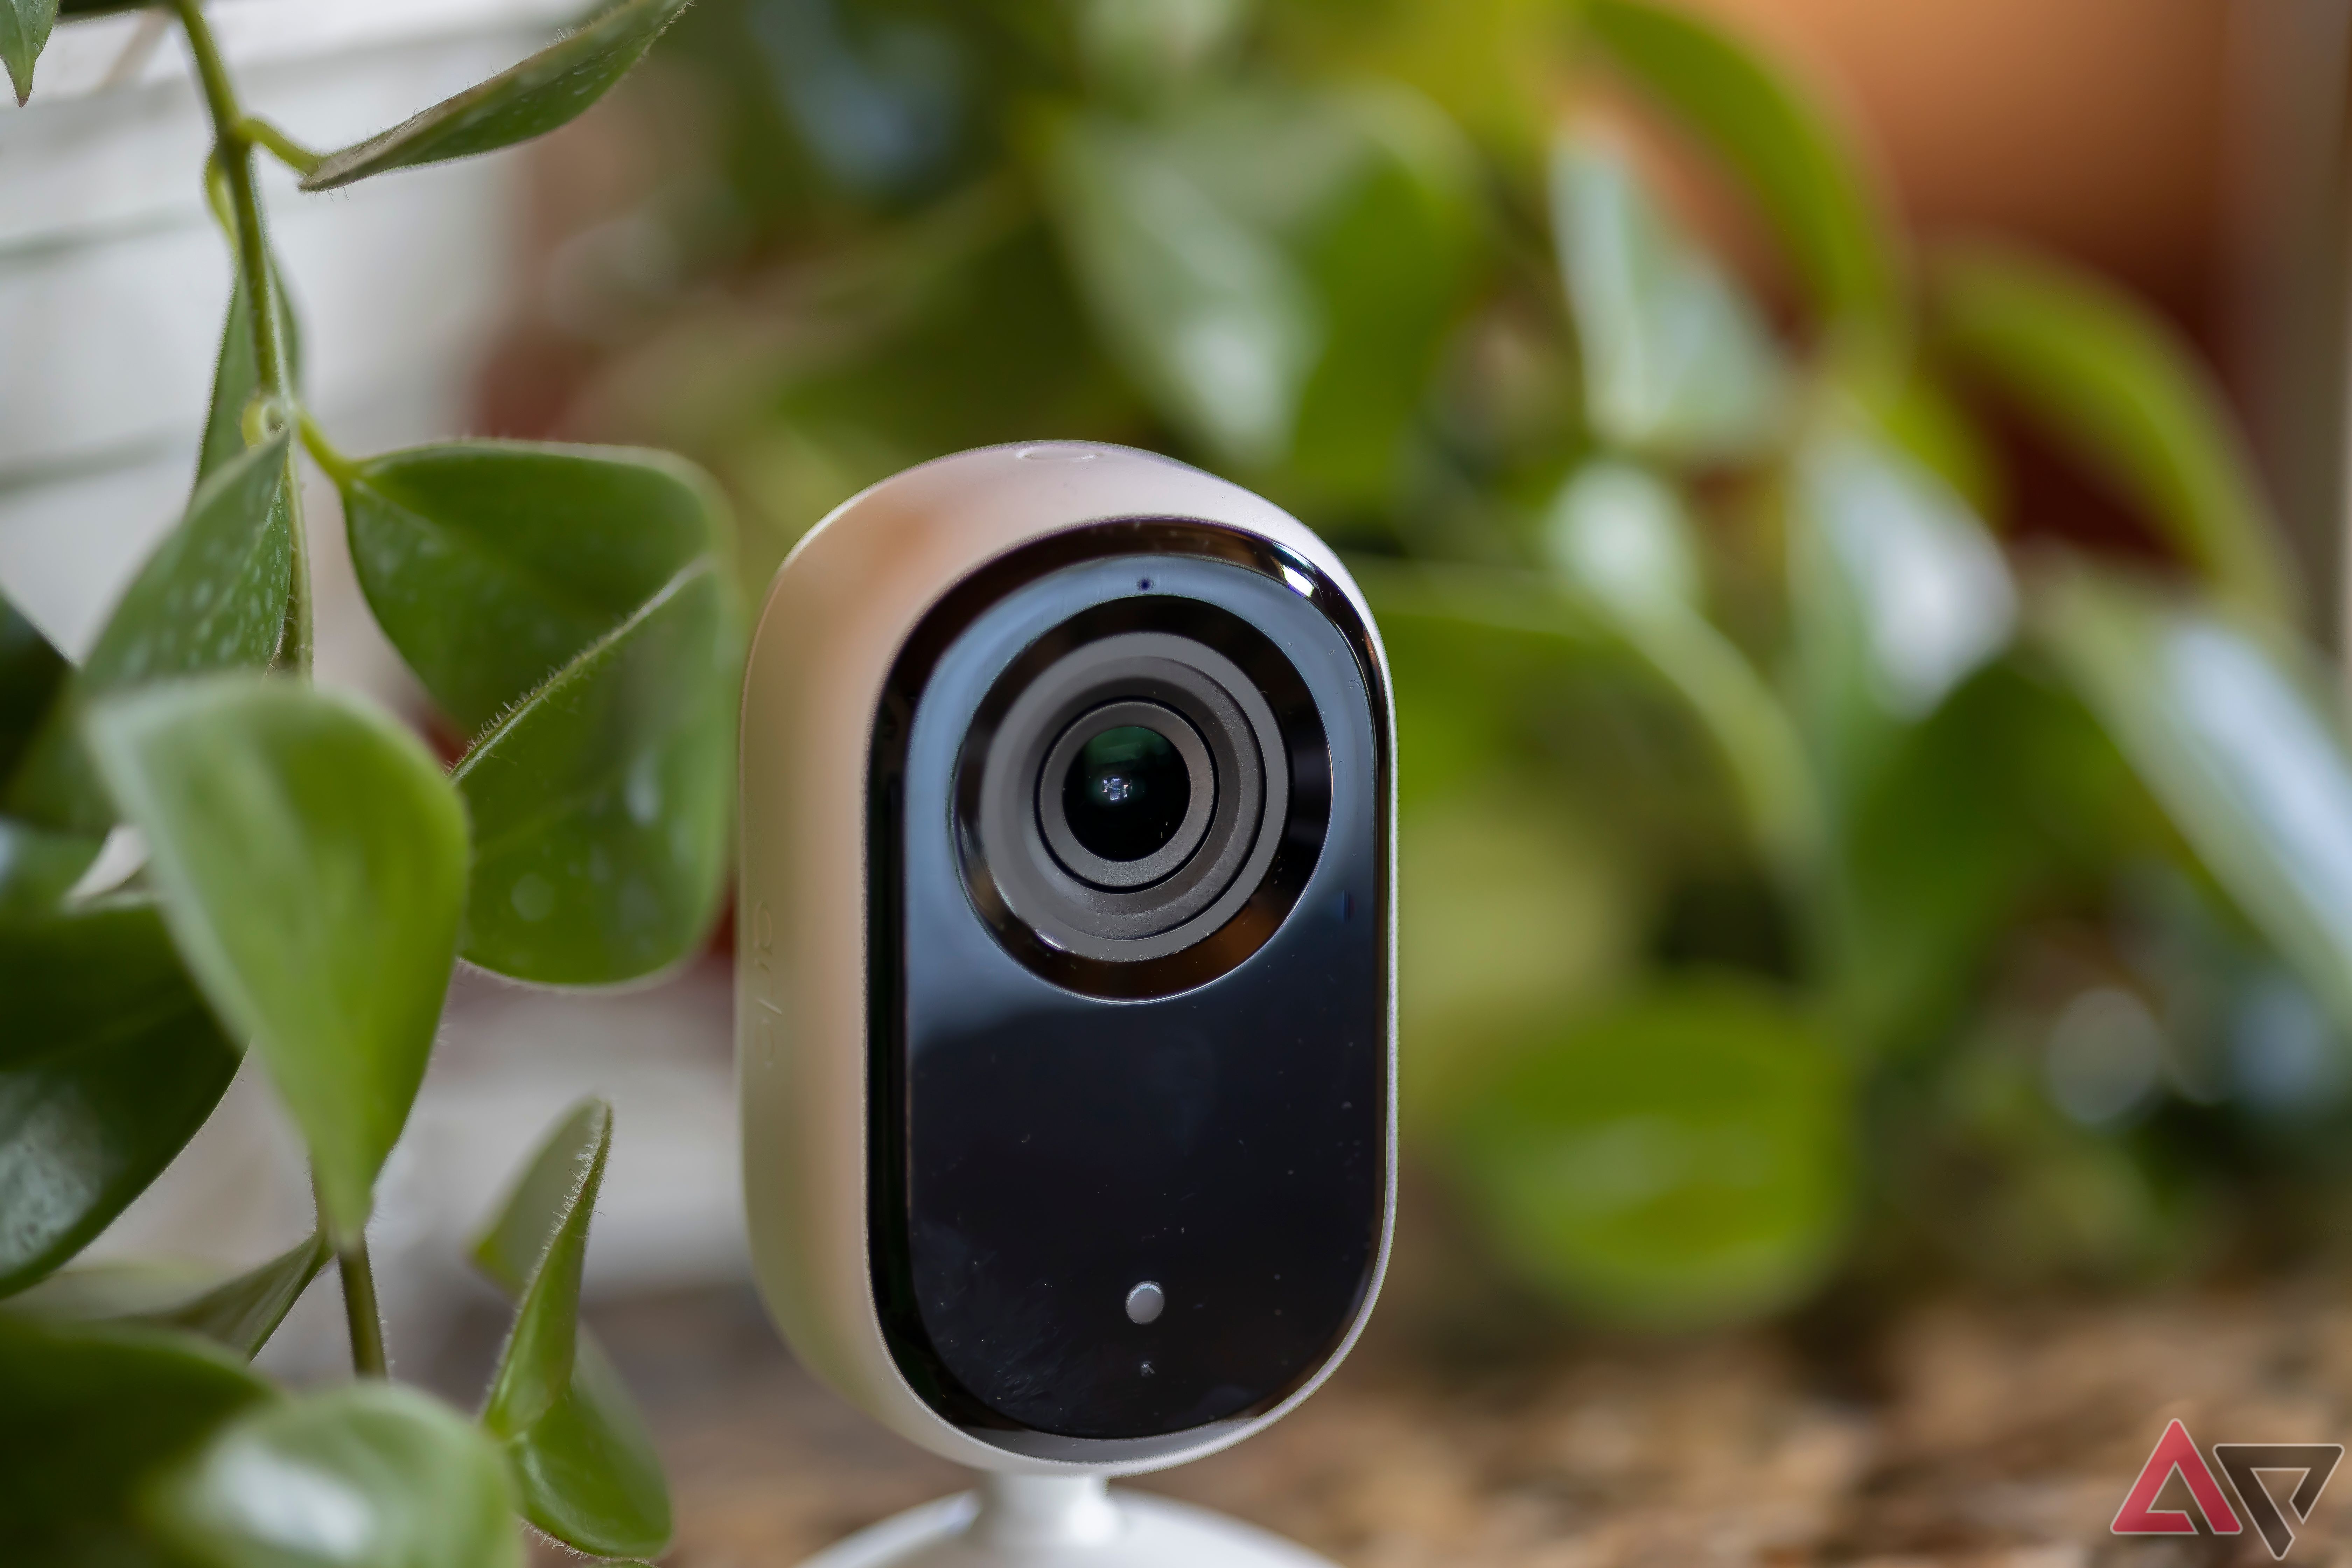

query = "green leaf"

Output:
[[474, 1099, 670, 1559], [5, 1232, 330, 1358], [1785, 431, 2015, 798], [2037, 566, 2352, 1036], [472, 1101, 607, 1331], [1831, 661, 2154, 1056], [1582, 0, 1898, 332], [0, 590, 67, 786], [1834, 356, 2003, 518], [1541, 462, 1821, 874], [1044, 86, 1476, 490], [0, 993, 242, 1299], [153, 1231, 329, 1356], [1551, 133, 1785, 462], [147, 1383, 522, 1568], [1354, 553, 1766, 870], [454, 561, 736, 984], [1281, 0, 1567, 164], [1282, 87, 1480, 504], [1933, 245, 2297, 623], [1078, 0, 1252, 103], [1045, 108, 1318, 470], [8, 437, 299, 833], [1, 825, 243, 1296], [340, 441, 738, 986], [5, 1259, 229, 1321], [1399, 780, 1632, 1131], [1780, 431, 2029, 1051], [0, 1316, 272, 1565], [0, 812, 98, 919], [200, 262, 302, 486], [340, 442, 725, 736], [1543, 459, 1702, 616], [1351, 555, 1636, 814], [0, 0, 55, 105], [1450, 978, 1853, 1326], [301, 0, 690, 192], [86, 678, 468, 1245]]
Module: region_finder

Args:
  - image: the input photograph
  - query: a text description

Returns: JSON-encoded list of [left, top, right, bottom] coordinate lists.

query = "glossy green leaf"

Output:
[[1933, 245, 2297, 623], [2037, 566, 2352, 1035], [86, 678, 468, 1245], [7, 437, 299, 833], [454, 561, 736, 984], [6, 1232, 329, 1358], [340, 442, 724, 735], [1044, 86, 1475, 489], [475, 1099, 670, 1558], [0, 590, 67, 786], [340, 440, 737, 986], [0, 0, 54, 105], [301, 0, 690, 191], [0, 1316, 272, 1565], [1551, 133, 1785, 462], [1450, 978, 1853, 1326], [1785, 431, 2015, 797], [1582, 0, 1897, 332], [148, 1383, 522, 1568], [0, 992, 242, 1300], [1, 822, 242, 1297], [1542, 462, 1821, 874]]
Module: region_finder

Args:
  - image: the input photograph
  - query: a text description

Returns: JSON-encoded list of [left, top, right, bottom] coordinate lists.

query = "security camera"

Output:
[[738, 443, 1394, 1567]]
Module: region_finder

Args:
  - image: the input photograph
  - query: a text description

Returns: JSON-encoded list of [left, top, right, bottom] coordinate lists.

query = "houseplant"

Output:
[[1, 0, 733, 1561], [573, 0, 2352, 1323]]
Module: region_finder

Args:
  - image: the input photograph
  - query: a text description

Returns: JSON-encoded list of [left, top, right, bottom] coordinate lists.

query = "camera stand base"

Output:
[[799, 1475, 1338, 1568]]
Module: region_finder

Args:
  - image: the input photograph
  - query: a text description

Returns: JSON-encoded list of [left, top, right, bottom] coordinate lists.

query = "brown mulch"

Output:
[[555, 1270, 2352, 1568]]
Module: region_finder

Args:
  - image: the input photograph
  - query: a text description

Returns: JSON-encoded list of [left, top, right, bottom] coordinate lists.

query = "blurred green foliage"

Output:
[[2, 1, 721, 1559], [583, 0, 2352, 1325]]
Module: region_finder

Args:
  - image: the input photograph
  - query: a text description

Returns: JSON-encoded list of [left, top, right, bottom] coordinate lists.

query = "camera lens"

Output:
[[966, 623, 1293, 960], [1037, 700, 1215, 892], [1062, 724, 1191, 863]]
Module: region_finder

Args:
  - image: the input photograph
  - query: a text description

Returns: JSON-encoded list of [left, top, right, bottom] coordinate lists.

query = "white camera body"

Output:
[[737, 443, 1394, 1522]]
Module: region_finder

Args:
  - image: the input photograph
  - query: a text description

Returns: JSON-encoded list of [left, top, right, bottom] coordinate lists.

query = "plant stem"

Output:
[[298, 412, 359, 485], [170, 0, 288, 400], [336, 1233, 390, 1378], [201, 152, 233, 237], [238, 115, 322, 177]]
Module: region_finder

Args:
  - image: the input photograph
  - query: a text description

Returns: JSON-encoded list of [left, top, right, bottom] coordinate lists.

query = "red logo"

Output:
[[2112, 1419, 2343, 1559]]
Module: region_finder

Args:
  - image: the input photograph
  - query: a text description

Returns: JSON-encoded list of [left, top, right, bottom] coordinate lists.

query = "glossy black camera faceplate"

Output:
[[867, 523, 1389, 1459]]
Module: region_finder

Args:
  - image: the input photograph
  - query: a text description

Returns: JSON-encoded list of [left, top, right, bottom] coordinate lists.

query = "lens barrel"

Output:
[[1044, 706, 1208, 884], [964, 628, 1289, 963]]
